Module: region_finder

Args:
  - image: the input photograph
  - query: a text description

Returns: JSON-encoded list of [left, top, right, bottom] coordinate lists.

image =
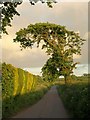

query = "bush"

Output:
[[57, 82, 88, 118], [2, 63, 36, 117]]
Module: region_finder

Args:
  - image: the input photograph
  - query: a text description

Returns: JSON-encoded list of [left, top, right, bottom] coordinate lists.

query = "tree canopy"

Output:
[[0, 0, 56, 35], [14, 22, 85, 83], [1, 1, 22, 34]]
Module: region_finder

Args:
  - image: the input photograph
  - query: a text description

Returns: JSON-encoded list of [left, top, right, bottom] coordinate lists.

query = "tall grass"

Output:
[[57, 77, 89, 119]]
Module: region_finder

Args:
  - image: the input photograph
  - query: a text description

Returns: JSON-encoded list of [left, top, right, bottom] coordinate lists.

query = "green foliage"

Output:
[[2, 63, 36, 117], [2, 63, 15, 99], [77, 75, 88, 82], [42, 53, 60, 81], [1, 0, 56, 35], [17, 68, 24, 94], [70, 75, 77, 81], [14, 22, 85, 83], [13, 68, 18, 96], [29, 0, 57, 7], [2, 62, 51, 118], [1, 1, 22, 35], [57, 80, 88, 118], [2, 63, 15, 117], [24, 71, 28, 92], [83, 73, 90, 77]]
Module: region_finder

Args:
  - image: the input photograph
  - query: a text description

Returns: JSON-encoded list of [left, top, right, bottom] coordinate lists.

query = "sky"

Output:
[[0, 0, 89, 75]]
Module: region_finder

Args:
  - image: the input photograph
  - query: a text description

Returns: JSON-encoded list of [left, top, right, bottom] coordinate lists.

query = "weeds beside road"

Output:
[[57, 78, 88, 119]]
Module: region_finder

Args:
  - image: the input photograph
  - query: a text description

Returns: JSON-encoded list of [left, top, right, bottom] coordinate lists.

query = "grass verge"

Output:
[[57, 80, 89, 119], [3, 81, 51, 118]]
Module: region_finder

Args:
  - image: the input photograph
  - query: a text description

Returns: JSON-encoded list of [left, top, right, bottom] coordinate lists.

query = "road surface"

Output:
[[13, 86, 70, 118]]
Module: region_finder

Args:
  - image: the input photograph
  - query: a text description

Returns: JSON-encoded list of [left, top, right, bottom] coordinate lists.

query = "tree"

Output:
[[83, 73, 90, 77], [0, 0, 57, 35], [1, 1, 22, 34], [42, 53, 59, 82], [14, 23, 85, 83]]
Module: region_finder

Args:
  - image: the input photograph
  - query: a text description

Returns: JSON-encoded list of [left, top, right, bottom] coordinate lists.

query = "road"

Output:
[[13, 86, 71, 118]]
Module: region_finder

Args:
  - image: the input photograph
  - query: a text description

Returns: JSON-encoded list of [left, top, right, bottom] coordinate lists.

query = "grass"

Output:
[[2, 63, 53, 118], [3, 80, 51, 118], [0, 83, 2, 119], [57, 76, 89, 119]]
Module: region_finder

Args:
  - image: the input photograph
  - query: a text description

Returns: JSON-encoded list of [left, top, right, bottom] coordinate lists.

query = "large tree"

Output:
[[14, 23, 85, 83], [0, 0, 56, 35]]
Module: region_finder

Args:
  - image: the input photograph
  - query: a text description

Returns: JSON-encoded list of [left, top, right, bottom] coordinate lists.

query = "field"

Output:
[[57, 76, 89, 119]]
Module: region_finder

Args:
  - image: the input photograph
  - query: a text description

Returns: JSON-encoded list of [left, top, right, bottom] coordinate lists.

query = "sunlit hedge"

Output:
[[2, 63, 38, 117], [2, 63, 37, 99]]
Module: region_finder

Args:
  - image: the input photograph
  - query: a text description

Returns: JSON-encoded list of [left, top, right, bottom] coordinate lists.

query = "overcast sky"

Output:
[[1, 0, 88, 69]]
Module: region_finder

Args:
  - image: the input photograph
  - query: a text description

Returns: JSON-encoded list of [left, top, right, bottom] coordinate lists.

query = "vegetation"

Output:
[[0, 62, 2, 119], [1, 1, 22, 35], [57, 76, 89, 119], [2, 63, 51, 118], [14, 22, 85, 83], [1, 1, 88, 118], [1, 0, 56, 35], [0, 62, 1, 82]]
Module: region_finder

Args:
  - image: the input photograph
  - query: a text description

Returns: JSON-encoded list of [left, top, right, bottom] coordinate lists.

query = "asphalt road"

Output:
[[13, 86, 70, 118]]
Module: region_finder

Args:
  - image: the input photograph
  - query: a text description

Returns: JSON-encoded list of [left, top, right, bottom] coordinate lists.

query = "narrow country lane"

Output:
[[13, 86, 70, 118]]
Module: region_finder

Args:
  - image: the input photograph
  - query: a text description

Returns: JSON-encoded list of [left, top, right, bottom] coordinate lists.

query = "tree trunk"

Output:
[[64, 75, 67, 84]]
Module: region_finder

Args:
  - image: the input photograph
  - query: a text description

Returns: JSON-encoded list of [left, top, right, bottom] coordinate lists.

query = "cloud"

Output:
[[2, 2, 88, 68], [57, 0, 89, 2], [83, 32, 88, 39], [73, 54, 81, 60], [2, 43, 49, 68], [73, 64, 88, 76], [13, 2, 88, 37]]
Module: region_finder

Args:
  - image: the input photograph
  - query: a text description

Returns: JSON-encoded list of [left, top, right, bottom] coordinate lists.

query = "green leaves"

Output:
[[2, 62, 50, 117], [1, 2, 22, 34], [1, 0, 56, 35], [57, 82, 88, 118], [14, 22, 85, 82]]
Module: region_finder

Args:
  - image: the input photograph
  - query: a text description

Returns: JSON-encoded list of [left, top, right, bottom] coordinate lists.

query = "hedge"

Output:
[[2, 63, 38, 117]]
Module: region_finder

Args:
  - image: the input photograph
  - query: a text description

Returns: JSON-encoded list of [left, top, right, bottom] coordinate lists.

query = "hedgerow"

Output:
[[57, 82, 88, 118], [2, 63, 41, 118]]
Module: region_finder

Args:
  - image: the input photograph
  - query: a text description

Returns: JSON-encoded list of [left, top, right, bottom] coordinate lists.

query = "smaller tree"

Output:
[[83, 73, 90, 77], [42, 54, 59, 82], [70, 74, 77, 81]]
